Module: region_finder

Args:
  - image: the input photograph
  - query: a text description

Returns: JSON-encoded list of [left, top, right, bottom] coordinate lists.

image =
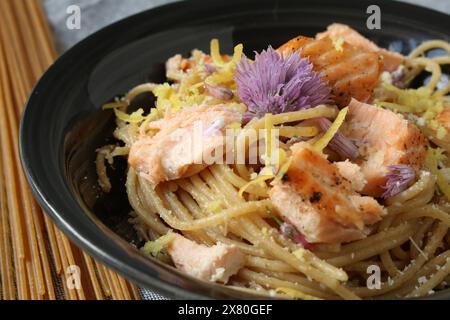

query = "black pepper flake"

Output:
[[281, 173, 289, 182], [310, 192, 322, 203]]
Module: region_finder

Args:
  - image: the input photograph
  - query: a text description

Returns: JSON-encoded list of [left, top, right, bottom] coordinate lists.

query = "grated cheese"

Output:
[[261, 227, 269, 236], [377, 82, 449, 139], [332, 37, 345, 52], [293, 248, 307, 261]]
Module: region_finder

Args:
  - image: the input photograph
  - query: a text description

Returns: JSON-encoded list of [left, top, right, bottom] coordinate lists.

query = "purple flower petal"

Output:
[[315, 117, 359, 160], [280, 223, 314, 250], [205, 83, 234, 101], [204, 63, 216, 75], [382, 165, 416, 199], [234, 46, 332, 121], [391, 66, 407, 89]]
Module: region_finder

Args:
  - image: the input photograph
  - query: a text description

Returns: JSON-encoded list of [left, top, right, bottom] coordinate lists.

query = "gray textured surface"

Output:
[[43, 0, 450, 52], [43, 0, 179, 51], [41, 0, 450, 300]]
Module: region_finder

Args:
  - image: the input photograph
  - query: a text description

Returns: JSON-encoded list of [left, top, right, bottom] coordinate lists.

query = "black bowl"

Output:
[[20, 0, 450, 299]]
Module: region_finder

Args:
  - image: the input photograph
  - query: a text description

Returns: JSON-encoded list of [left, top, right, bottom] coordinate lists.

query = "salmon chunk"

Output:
[[129, 105, 242, 186], [335, 160, 367, 192], [278, 35, 383, 106], [342, 99, 427, 197], [270, 142, 385, 244], [167, 234, 245, 283], [316, 23, 404, 72]]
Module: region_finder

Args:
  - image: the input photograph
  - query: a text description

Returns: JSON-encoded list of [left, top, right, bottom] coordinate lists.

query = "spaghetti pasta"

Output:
[[97, 26, 450, 300]]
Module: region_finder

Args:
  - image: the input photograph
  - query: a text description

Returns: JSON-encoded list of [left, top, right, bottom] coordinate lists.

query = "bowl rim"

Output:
[[19, 0, 450, 300]]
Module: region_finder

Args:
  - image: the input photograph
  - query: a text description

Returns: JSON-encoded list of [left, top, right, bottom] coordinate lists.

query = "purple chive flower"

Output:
[[205, 83, 234, 101], [280, 223, 314, 250], [382, 165, 416, 199], [315, 117, 359, 160], [204, 63, 216, 75], [235, 46, 332, 121], [391, 66, 407, 89]]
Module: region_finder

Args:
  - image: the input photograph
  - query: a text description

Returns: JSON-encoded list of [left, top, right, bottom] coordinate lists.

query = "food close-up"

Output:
[[2, 0, 450, 308]]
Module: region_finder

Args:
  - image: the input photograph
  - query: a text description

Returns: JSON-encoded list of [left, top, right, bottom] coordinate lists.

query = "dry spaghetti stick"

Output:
[[30, 201, 56, 299], [26, 261, 38, 300], [101, 265, 121, 300], [25, 0, 58, 66], [4, 75, 45, 299], [115, 273, 132, 300], [0, 41, 29, 300], [81, 252, 104, 300], [0, 5, 51, 298], [1, 2, 139, 302], [0, 1, 34, 94], [128, 283, 141, 300], [9, 0, 43, 80], [43, 215, 62, 274], [100, 263, 123, 300], [20, 2, 70, 299], [54, 227, 77, 300], [60, 235, 86, 300], [0, 154, 15, 300], [95, 261, 112, 298], [108, 270, 125, 300]]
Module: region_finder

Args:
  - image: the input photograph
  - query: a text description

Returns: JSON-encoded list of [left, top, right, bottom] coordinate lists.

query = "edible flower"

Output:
[[205, 83, 234, 100], [382, 165, 416, 199], [314, 117, 359, 160], [235, 46, 331, 121], [280, 223, 314, 250]]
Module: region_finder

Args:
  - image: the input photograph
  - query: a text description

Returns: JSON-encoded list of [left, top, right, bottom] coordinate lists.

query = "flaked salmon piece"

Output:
[[129, 105, 242, 186], [166, 54, 192, 81], [167, 234, 245, 283], [316, 23, 404, 72], [342, 99, 427, 197], [335, 160, 367, 192], [270, 142, 385, 244], [278, 35, 383, 107]]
